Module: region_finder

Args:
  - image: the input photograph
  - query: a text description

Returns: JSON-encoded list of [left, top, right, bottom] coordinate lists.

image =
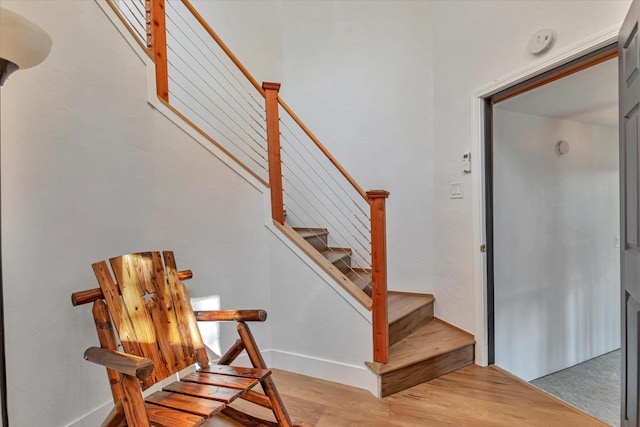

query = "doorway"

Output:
[[486, 47, 621, 424]]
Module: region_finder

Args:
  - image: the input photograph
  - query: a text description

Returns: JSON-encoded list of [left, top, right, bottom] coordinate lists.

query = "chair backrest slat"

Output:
[[92, 251, 208, 390], [164, 251, 209, 368], [92, 261, 145, 360]]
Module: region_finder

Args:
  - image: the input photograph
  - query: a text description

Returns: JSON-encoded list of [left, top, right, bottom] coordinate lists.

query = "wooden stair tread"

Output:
[[346, 269, 371, 290], [293, 227, 328, 239], [387, 291, 434, 324], [366, 319, 474, 375], [321, 248, 352, 264]]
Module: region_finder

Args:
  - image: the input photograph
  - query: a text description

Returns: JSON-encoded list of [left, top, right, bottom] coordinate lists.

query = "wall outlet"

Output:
[[450, 182, 463, 199]]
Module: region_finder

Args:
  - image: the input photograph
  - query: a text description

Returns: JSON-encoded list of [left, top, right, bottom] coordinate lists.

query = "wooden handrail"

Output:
[[148, 0, 169, 102], [278, 97, 368, 201], [180, 0, 266, 98], [263, 82, 285, 224], [368, 190, 390, 363]]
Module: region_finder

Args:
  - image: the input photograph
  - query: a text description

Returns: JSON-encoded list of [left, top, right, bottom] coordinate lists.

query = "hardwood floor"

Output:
[[202, 364, 609, 426]]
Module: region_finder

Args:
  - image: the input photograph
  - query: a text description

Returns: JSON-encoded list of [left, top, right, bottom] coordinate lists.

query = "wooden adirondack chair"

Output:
[[72, 251, 296, 427]]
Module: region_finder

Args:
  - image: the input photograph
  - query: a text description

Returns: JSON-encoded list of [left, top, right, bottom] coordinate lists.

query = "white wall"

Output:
[[0, 1, 372, 425], [493, 110, 620, 381], [189, 0, 283, 84], [275, 0, 631, 340], [0, 0, 635, 424], [431, 0, 630, 337]]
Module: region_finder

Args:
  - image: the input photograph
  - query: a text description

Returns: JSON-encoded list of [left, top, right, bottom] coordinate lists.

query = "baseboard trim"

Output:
[[64, 401, 113, 427], [236, 349, 378, 397]]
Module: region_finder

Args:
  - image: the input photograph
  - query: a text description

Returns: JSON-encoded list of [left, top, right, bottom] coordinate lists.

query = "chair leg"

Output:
[[121, 376, 151, 427], [101, 401, 126, 427], [218, 338, 245, 365], [221, 406, 278, 427], [237, 322, 292, 427]]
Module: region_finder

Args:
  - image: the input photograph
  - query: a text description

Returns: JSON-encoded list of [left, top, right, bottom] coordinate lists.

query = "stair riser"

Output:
[[379, 344, 474, 397], [303, 234, 328, 252], [389, 303, 434, 347], [333, 256, 351, 274], [346, 270, 372, 296]]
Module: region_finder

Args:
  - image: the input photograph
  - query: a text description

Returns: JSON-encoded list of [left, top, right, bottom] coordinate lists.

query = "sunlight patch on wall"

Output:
[[191, 295, 222, 359]]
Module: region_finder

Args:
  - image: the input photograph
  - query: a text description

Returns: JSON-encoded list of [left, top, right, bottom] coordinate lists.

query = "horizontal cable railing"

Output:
[[279, 108, 372, 288], [109, 0, 149, 53], [164, 0, 269, 183], [106, 0, 390, 363]]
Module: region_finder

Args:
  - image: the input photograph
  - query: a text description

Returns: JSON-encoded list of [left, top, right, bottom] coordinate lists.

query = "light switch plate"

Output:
[[450, 182, 463, 199]]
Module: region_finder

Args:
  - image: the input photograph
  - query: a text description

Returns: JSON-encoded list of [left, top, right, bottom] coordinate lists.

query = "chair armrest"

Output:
[[84, 347, 154, 380], [194, 310, 267, 322]]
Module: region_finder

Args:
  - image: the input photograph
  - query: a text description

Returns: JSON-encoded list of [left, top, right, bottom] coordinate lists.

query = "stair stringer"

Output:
[[97, 0, 378, 395]]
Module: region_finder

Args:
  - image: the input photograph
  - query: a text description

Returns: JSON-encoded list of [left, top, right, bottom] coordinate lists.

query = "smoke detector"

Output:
[[528, 29, 555, 55]]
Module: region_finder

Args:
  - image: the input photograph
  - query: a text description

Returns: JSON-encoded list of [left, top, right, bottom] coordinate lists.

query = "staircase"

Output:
[[107, 0, 476, 399], [294, 227, 373, 296], [367, 293, 475, 396], [296, 227, 475, 397]]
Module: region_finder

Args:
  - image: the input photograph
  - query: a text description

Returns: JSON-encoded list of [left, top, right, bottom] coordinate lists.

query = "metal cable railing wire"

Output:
[[281, 175, 371, 268], [281, 166, 369, 257], [280, 150, 371, 261], [168, 74, 269, 176], [282, 190, 371, 270], [284, 205, 371, 284], [279, 119, 370, 238], [115, 0, 147, 43], [279, 111, 370, 240], [280, 115, 369, 225], [165, 1, 267, 129], [163, 1, 269, 179], [167, 1, 266, 121], [279, 119, 371, 269], [166, 46, 268, 164]]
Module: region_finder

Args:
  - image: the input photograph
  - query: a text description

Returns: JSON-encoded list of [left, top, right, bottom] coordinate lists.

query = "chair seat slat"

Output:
[[181, 372, 259, 390], [145, 390, 225, 418], [198, 364, 271, 380], [145, 403, 205, 427], [163, 381, 245, 404]]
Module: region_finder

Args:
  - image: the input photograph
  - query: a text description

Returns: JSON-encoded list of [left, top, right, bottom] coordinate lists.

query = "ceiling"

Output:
[[495, 58, 618, 128]]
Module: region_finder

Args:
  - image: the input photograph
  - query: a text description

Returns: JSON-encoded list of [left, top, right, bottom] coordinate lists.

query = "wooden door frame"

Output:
[[470, 28, 619, 366]]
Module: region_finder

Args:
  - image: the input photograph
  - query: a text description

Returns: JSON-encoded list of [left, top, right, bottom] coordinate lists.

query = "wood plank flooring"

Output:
[[201, 364, 609, 426]]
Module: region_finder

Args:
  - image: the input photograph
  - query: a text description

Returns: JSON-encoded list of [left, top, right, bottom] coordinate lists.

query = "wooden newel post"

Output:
[[368, 189, 390, 363], [147, 0, 169, 102], [263, 82, 285, 224]]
